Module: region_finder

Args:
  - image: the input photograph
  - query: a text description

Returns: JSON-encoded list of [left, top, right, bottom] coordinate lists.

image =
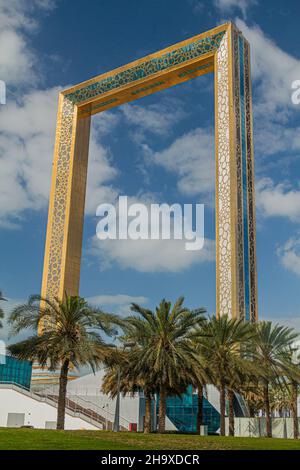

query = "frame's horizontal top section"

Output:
[[78, 54, 214, 117], [62, 23, 230, 110]]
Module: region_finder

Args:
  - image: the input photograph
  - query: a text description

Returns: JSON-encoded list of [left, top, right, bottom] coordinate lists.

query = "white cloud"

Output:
[[277, 236, 300, 277], [85, 113, 120, 215], [119, 100, 213, 200], [256, 178, 300, 223], [0, 28, 36, 86], [0, 0, 119, 228], [237, 20, 300, 115], [0, 87, 120, 227], [236, 20, 300, 162], [254, 122, 300, 157], [151, 127, 214, 197], [119, 99, 191, 191], [0, 87, 60, 227], [121, 99, 185, 140], [87, 294, 148, 315], [88, 192, 215, 273], [0, 297, 30, 342], [89, 235, 215, 273], [215, 0, 256, 18], [0, 0, 55, 87], [0, 1, 60, 227], [263, 314, 300, 334]]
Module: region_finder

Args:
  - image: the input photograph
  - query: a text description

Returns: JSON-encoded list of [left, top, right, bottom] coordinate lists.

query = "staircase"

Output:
[[43, 394, 129, 430], [36, 389, 130, 431], [44, 394, 109, 429], [0, 382, 129, 430]]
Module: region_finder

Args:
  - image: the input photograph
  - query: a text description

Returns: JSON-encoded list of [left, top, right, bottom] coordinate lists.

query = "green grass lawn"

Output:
[[0, 428, 300, 450]]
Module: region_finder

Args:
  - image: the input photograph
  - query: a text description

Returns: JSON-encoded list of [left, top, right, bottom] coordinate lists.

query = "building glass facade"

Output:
[[0, 355, 32, 390], [239, 34, 251, 321], [159, 387, 220, 434]]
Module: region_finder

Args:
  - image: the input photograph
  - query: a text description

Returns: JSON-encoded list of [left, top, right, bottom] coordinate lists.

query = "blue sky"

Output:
[[1, 0, 300, 340]]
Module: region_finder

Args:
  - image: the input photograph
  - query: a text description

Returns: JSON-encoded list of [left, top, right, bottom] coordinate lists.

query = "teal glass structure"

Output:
[[158, 387, 220, 433], [0, 355, 32, 390], [232, 29, 257, 322], [238, 35, 250, 321]]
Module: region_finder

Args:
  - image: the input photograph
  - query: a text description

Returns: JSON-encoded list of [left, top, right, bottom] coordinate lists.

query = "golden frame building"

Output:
[[41, 22, 258, 322]]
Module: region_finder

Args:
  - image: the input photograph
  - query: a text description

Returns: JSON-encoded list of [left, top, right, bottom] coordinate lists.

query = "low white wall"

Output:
[[0, 388, 99, 430], [225, 417, 300, 439]]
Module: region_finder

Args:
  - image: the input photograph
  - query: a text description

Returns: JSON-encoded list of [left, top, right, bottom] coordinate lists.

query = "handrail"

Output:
[[36, 384, 131, 429], [73, 394, 131, 425], [0, 382, 107, 429]]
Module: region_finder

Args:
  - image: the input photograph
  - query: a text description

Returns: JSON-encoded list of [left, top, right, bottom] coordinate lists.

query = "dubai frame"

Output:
[[41, 22, 258, 322]]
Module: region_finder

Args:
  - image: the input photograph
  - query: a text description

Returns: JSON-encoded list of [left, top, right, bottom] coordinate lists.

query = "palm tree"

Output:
[[8, 294, 120, 430], [189, 326, 212, 433], [251, 321, 298, 438], [102, 347, 156, 433], [200, 315, 254, 436], [290, 378, 300, 439], [127, 297, 206, 433]]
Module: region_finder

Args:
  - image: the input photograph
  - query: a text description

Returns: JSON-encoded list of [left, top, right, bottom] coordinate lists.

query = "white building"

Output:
[[0, 383, 100, 430]]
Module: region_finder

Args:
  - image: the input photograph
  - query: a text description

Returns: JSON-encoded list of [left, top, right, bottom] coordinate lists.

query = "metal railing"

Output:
[[74, 394, 131, 430], [0, 381, 131, 430], [35, 384, 130, 430], [0, 382, 106, 429]]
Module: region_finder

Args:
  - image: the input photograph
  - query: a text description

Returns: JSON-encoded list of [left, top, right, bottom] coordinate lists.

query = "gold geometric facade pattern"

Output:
[[215, 31, 232, 318], [41, 22, 258, 322]]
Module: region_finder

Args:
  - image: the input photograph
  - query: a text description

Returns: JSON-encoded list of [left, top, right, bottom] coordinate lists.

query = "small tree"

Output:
[[127, 297, 206, 433], [102, 348, 156, 433], [8, 294, 120, 430], [252, 321, 298, 438], [200, 315, 254, 436], [189, 325, 213, 434]]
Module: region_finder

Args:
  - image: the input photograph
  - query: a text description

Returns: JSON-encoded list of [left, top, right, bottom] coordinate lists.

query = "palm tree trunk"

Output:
[[248, 402, 255, 418], [197, 385, 203, 433], [291, 381, 298, 440], [228, 389, 235, 436], [158, 386, 166, 434], [144, 392, 152, 433], [263, 380, 272, 438], [220, 381, 226, 436], [56, 358, 70, 430]]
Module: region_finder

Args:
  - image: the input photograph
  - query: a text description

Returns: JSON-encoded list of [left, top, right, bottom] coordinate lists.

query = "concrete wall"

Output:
[[225, 417, 300, 439], [0, 388, 99, 430]]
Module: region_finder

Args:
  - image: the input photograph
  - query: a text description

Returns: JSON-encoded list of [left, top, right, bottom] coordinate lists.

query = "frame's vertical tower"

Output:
[[40, 23, 258, 323], [215, 24, 257, 322], [41, 96, 91, 304]]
